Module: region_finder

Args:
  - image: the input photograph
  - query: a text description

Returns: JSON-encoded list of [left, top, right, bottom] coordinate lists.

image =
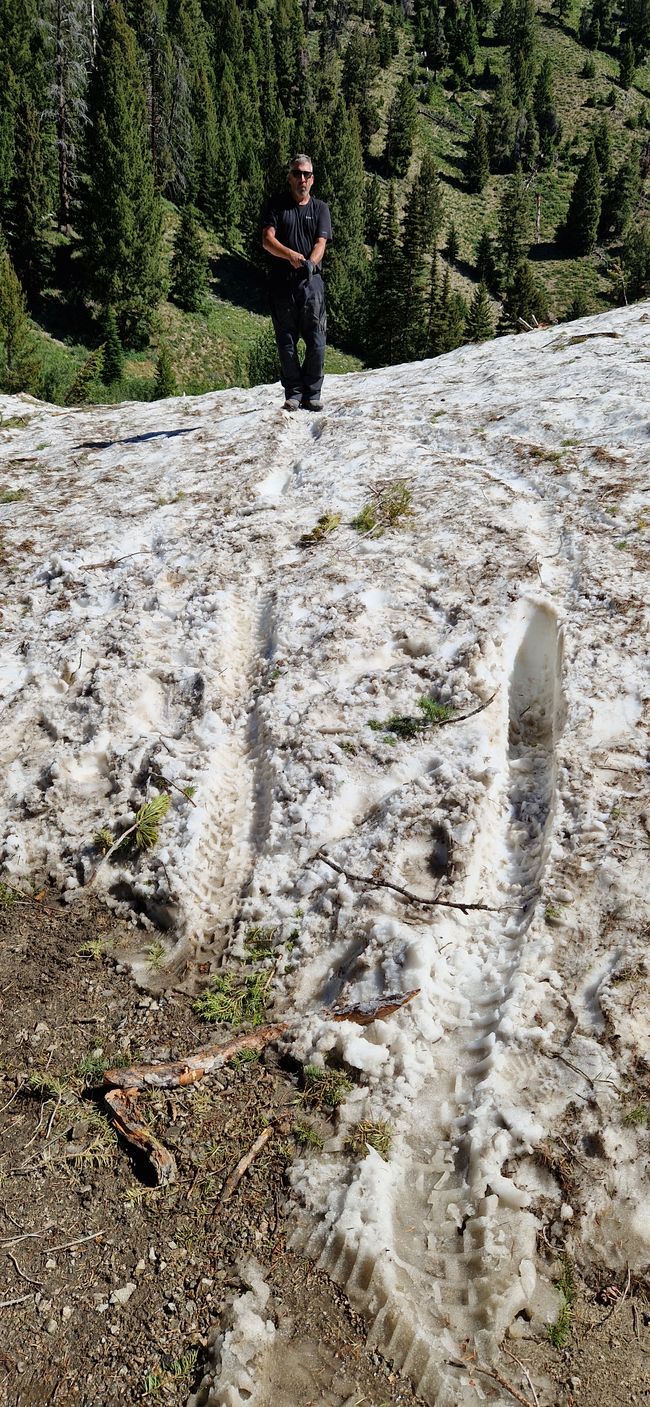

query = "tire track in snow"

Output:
[[180, 590, 279, 972], [307, 602, 564, 1404]]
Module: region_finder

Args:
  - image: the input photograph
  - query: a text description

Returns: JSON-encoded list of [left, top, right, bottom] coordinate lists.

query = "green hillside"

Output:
[[0, 0, 648, 406]]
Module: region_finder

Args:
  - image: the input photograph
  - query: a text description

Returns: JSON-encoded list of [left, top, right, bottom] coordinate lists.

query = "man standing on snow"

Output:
[[262, 155, 332, 413]]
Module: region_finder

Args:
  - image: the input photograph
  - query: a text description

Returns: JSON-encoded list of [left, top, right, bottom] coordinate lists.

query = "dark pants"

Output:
[[269, 272, 327, 401]]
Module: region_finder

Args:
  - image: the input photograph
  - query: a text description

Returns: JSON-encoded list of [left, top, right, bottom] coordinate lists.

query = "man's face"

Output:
[[288, 165, 313, 202]]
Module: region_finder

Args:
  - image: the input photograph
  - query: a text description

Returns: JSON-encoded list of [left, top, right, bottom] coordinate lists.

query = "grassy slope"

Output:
[[27, 1, 649, 399], [400, 0, 650, 316]]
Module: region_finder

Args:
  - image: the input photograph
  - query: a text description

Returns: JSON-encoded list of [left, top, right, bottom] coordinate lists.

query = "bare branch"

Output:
[[314, 851, 496, 914]]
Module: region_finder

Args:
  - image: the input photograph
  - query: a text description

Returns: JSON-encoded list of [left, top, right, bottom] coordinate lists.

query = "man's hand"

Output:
[[288, 249, 306, 269]]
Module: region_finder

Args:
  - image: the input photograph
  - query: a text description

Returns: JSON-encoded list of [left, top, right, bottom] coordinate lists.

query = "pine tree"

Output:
[[499, 258, 549, 331], [621, 221, 650, 298], [465, 281, 494, 341], [366, 182, 404, 366], [488, 73, 518, 172], [497, 165, 532, 272], [533, 56, 561, 166], [48, 0, 94, 231], [600, 151, 640, 239], [64, 345, 105, 404], [444, 220, 459, 263], [467, 109, 489, 192], [592, 117, 613, 180], [398, 178, 427, 360], [154, 344, 177, 397], [212, 120, 240, 245], [80, 1, 163, 346], [619, 38, 636, 89], [0, 248, 40, 393], [418, 154, 445, 253], [318, 99, 366, 345], [561, 143, 602, 254], [475, 227, 498, 289], [383, 76, 418, 177], [7, 100, 51, 296], [102, 306, 124, 383], [170, 205, 208, 311], [508, 0, 538, 104], [365, 175, 383, 246]]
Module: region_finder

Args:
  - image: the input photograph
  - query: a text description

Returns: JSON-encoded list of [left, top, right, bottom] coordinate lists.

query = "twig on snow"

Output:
[[220, 1126, 273, 1204], [314, 851, 497, 914], [474, 1362, 538, 1407], [502, 1347, 540, 1406]]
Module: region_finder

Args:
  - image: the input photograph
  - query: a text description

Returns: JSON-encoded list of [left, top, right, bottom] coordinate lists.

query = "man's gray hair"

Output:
[[288, 153, 313, 170]]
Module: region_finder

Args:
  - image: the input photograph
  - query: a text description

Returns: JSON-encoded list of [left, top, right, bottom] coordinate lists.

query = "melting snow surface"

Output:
[[1, 306, 649, 1404]]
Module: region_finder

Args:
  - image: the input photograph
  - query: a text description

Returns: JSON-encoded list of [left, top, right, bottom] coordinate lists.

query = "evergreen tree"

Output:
[[0, 248, 40, 393], [383, 76, 418, 178], [80, 0, 163, 346], [64, 344, 105, 404], [465, 281, 494, 340], [561, 143, 602, 254], [444, 220, 459, 263], [212, 120, 240, 245], [364, 174, 383, 246], [498, 258, 549, 331], [48, 0, 94, 231], [509, 0, 538, 104], [475, 226, 498, 289], [398, 177, 427, 360], [418, 154, 445, 253], [497, 0, 516, 44], [592, 116, 613, 180], [366, 182, 404, 365], [600, 151, 640, 239], [318, 99, 366, 345], [467, 109, 490, 192], [619, 37, 636, 89], [155, 343, 177, 397], [127, 0, 176, 193], [621, 220, 650, 298], [170, 205, 208, 310], [102, 306, 124, 383], [7, 100, 51, 296], [497, 165, 532, 272], [533, 56, 561, 166], [424, 7, 448, 77], [488, 73, 518, 172]]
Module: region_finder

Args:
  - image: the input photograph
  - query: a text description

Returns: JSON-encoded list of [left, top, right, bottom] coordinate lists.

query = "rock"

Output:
[[46, 1318, 58, 1335], [62, 1306, 73, 1322], [110, 1283, 137, 1307]]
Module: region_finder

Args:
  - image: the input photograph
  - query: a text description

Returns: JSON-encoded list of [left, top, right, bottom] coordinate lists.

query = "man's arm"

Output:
[[262, 225, 305, 269], [308, 236, 328, 267]]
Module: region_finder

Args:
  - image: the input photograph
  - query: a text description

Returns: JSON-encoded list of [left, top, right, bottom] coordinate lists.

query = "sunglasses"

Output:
[[290, 170, 313, 179]]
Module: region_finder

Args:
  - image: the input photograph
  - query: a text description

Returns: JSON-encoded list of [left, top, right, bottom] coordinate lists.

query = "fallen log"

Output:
[[102, 989, 419, 1183]]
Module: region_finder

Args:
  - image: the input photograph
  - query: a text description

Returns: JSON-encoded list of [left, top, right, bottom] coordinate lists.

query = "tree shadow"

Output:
[[209, 251, 268, 315], [528, 241, 566, 261], [74, 427, 200, 451]]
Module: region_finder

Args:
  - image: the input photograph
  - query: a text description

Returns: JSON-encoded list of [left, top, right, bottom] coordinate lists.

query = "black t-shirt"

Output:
[[262, 192, 332, 290]]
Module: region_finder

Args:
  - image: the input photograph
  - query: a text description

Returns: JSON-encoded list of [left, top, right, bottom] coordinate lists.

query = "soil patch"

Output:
[[1, 893, 648, 1407]]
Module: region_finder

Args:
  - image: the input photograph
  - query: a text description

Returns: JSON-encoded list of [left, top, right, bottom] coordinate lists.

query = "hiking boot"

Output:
[[301, 397, 323, 412], [283, 397, 300, 412]]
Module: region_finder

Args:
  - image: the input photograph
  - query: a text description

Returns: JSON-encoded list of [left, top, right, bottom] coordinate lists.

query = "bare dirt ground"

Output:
[[0, 892, 648, 1407]]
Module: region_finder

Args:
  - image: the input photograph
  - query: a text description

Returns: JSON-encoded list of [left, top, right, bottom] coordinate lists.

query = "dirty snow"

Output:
[[1, 304, 649, 1404]]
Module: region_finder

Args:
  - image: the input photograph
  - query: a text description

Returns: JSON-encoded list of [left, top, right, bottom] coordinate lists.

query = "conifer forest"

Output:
[[0, 0, 648, 403]]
